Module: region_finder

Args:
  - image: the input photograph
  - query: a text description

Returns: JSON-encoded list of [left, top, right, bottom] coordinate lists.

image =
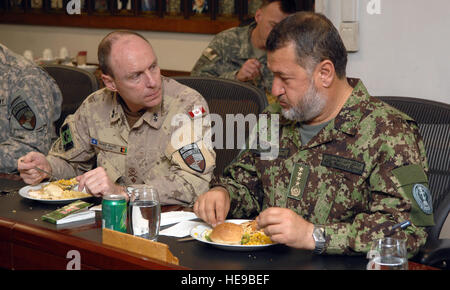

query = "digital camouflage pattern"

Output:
[[191, 21, 272, 94], [212, 80, 433, 256], [0, 44, 62, 173], [47, 77, 215, 205]]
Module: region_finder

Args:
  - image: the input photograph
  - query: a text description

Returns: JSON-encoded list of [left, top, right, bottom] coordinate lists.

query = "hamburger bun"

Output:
[[209, 222, 244, 245]]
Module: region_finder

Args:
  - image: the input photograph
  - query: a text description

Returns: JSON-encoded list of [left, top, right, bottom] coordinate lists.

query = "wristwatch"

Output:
[[312, 225, 326, 254]]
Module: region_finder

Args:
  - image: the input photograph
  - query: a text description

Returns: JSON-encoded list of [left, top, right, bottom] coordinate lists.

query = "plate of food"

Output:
[[18, 178, 92, 204], [190, 219, 276, 251]]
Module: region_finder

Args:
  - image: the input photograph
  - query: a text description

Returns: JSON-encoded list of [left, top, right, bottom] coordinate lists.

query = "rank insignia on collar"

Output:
[[179, 143, 205, 173], [188, 107, 206, 120]]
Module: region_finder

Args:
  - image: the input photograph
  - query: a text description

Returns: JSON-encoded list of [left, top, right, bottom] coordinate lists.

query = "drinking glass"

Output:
[[366, 237, 408, 270], [128, 185, 161, 241]]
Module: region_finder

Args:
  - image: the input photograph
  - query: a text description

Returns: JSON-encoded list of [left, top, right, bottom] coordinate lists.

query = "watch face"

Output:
[[314, 227, 326, 242]]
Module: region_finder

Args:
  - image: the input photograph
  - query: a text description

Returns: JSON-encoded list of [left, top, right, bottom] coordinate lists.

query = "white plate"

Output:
[[190, 219, 276, 251], [18, 182, 92, 204]]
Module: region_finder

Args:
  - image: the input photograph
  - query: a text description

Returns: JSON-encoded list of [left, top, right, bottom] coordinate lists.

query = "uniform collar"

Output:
[[333, 78, 370, 136], [237, 22, 264, 61], [109, 79, 167, 130], [307, 79, 370, 148]]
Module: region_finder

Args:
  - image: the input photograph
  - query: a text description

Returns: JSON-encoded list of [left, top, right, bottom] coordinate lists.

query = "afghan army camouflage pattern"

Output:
[[0, 44, 62, 173], [47, 77, 215, 206], [212, 80, 434, 256], [191, 22, 272, 96]]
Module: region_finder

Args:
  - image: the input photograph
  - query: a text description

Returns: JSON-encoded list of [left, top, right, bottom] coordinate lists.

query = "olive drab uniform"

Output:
[[191, 22, 274, 100], [212, 80, 434, 256], [47, 77, 216, 205], [0, 44, 62, 173]]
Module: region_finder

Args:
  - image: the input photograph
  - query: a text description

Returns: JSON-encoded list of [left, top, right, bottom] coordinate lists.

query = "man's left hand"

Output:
[[256, 207, 316, 250]]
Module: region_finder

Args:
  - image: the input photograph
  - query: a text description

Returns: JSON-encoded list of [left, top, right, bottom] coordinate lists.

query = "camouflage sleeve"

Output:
[[191, 33, 240, 80], [211, 149, 264, 219], [324, 118, 431, 257], [0, 73, 62, 173]]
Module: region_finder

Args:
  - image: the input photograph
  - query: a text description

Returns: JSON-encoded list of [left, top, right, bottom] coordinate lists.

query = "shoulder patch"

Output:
[[412, 184, 433, 215], [11, 94, 36, 130], [179, 143, 205, 173], [202, 47, 219, 61], [392, 164, 434, 226], [61, 123, 74, 151]]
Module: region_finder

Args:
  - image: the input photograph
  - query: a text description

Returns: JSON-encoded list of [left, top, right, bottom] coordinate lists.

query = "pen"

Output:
[[386, 220, 411, 237]]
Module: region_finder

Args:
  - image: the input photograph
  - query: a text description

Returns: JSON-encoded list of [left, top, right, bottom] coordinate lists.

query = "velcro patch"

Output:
[[412, 183, 433, 215], [91, 138, 127, 155], [179, 143, 205, 173], [61, 123, 74, 151], [321, 154, 365, 175], [11, 93, 36, 130], [202, 47, 219, 61], [188, 106, 206, 119], [392, 164, 434, 226], [287, 163, 310, 200]]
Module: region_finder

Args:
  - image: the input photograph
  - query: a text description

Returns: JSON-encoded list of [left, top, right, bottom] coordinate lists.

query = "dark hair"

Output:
[[98, 30, 150, 77], [266, 12, 348, 79], [262, 0, 298, 14]]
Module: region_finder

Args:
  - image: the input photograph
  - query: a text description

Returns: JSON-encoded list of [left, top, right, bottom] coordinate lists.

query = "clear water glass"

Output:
[[367, 237, 408, 270], [128, 185, 161, 241]]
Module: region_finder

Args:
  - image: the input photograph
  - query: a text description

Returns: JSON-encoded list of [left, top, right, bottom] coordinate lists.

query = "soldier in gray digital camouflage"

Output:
[[194, 12, 434, 257], [18, 31, 215, 206], [191, 0, 298, 104], [0, 43, 62, 174]]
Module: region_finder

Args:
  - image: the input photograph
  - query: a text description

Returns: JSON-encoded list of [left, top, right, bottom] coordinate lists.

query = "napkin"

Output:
[[160, 211, 198, 227], [159, 220, 205, 238]]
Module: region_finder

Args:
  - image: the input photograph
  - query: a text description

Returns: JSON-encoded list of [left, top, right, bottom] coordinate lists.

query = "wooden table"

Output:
[[0, 175, 438, 271]]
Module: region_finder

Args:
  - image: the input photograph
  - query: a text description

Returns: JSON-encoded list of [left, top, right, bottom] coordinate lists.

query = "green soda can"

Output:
[[102, 194, 127, 233]]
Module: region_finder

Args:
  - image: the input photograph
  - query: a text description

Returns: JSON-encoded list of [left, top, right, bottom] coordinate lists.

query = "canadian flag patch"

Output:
[[188, 107, 206, 119]]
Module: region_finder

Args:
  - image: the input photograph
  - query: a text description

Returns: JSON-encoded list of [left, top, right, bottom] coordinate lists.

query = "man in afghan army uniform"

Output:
[[0, 43, 62, 173], [18, 31, 215, 206], [191, 0, 297, 103], [194, 12, 434, 256]]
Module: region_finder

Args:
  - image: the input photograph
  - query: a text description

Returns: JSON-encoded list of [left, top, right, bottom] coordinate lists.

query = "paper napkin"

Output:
[[160, 211, 198, 227], [159, 220, 205, 238]]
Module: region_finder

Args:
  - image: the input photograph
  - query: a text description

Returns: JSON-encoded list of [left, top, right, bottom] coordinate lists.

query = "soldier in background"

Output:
[[191, 0, 297, 103], [194, 12, 434, 256], [0, 43, 62, 174], [18, 31, 215, 206]]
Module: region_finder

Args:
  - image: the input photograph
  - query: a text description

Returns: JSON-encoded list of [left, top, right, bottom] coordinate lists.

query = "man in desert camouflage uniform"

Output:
[[18, 31, 215, 206], [194, 12, 434, 256], [0, 43, 62, 173], [191, 0, 297, 103]]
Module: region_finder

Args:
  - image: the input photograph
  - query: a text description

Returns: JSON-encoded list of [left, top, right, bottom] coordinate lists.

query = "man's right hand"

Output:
[[236, 58, 261, 82], [17, 152, 52, 185], [194, 186, 231, 226]]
